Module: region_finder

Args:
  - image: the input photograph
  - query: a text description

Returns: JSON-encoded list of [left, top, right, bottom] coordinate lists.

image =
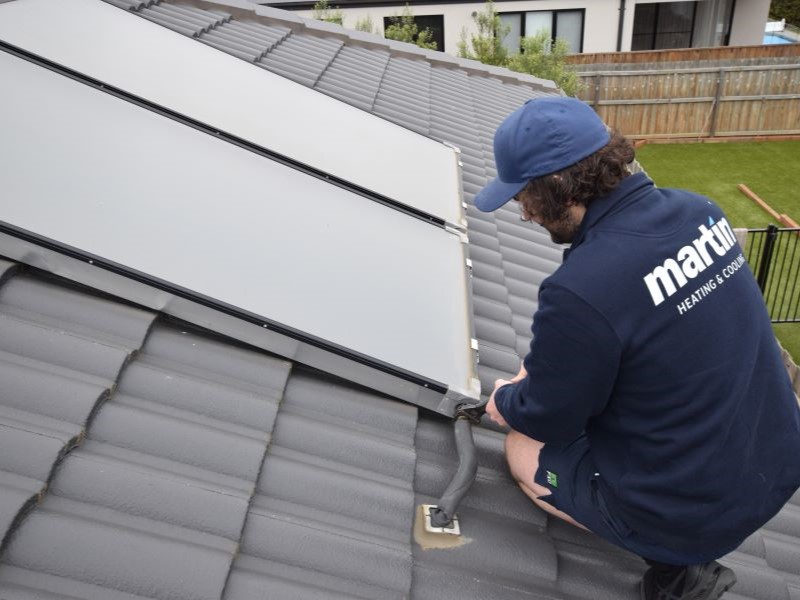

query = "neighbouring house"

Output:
[[0, 1, 798, 600], [260, 0, 771, 57]]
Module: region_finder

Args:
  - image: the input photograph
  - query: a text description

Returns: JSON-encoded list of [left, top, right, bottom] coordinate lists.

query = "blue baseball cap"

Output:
[[474, 97, 611, 212]]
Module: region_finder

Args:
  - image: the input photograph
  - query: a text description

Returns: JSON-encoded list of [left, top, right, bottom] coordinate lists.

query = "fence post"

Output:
[[708, 69, 725, 138], [757, 224, 779, 292], [594, 74, 602, 110]]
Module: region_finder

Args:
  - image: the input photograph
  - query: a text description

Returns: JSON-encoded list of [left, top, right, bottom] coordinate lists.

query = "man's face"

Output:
[[514, 189, 585, 245]]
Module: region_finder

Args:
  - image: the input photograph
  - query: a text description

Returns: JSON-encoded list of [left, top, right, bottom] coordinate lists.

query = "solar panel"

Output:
[[0, 0, 466, 229], [0, 48, 480, 415]]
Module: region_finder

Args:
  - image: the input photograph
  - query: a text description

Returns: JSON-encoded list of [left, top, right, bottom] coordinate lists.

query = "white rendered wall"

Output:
[[728, 0, 771, 46], [300, 0, 769, 56], [297, 0, 621, 56]]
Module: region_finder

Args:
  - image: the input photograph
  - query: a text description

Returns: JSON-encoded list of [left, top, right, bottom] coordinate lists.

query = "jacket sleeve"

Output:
[[494, 283, 622, 444]]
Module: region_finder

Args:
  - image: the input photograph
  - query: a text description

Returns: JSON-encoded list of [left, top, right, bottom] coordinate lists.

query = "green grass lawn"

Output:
[[635, 140, 800, 360]]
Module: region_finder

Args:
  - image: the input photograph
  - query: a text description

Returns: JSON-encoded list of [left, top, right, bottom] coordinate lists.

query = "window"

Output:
[[632, 2, 698, 50], [499, 9, 584, 54], [383, 14, 444, 51]]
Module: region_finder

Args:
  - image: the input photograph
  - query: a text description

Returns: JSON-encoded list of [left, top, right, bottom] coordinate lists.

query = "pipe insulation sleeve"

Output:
[[429, 416, 479, 527]]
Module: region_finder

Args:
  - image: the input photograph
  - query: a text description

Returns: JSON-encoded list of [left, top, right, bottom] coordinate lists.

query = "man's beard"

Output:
[[543, 211, 582, 245]]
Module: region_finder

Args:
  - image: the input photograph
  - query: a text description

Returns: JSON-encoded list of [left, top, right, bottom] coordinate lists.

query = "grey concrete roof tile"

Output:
[[200, 31, 265, 61], [122, 361, 277, 431], [764, 532, 800, 577], [281, 372, 417, 443], [48, 445, 251, 541], [554, 539, 645, 600], [0, 275, 155, 350], [475, 316, 517, 349], [0, 353, 110, 426], [0, 564, 158, 600], [268, 411, 416, 483], [89, 395, 267, 482], [372, 58, 431, 132], [316, 45, 390, 111], [257, 58, 317, 86], [238, 500, 412, 597], [226, 553, 401, 600], [476, 340, 520, 372], [104, 0, 152, 9], [471, 277, 509, 305], [505, 277, 539, 304], [468, 229, 502, 253], [225, 371, 417, 598], [258, 447, 413, 539], [260, 34, 343, 86], [2, 495, 235, 600], [718, 549, 794, 599], [766, 491, 800, 538], [469, 249, 502, 276], [0, 314, 131, 383], [137, 326, 291, 399], [225, 19, 291, 44], [199, 19, 290, 59], [138, 8, 202, 37], [466, 213, 499, 234], [0, 421, 69, 484], [472, 294, 513, 323], [224, 558, 370, 600], [148, 2, 228, 30], [471, 259, 505, 285]]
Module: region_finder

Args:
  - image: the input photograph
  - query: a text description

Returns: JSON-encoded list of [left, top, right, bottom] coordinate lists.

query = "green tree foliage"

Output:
[[384, 5, 437, 50], [458, 1, 582, 96], [769, 0, 800, 26], [312, 0, 344, 25], [507, 30, 583, 97], [456, 0, 509, 66], [355, 15, 375, 33]]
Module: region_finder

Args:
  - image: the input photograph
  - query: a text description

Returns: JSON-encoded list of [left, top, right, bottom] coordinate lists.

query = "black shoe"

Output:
[[639, 561, 736, 600]]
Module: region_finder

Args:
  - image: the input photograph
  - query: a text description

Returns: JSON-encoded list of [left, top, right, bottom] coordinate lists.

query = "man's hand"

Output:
[[486, 378, 512, 428]]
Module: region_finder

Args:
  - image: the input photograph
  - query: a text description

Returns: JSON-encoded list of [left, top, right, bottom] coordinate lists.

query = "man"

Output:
[[478, 96, 800, 600]]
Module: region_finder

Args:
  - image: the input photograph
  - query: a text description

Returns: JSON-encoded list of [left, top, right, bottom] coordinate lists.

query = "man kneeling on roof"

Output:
[[479, 96, 800, 600]]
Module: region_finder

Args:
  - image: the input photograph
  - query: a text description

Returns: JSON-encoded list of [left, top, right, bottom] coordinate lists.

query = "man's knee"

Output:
[[504, 430, 550, 497]]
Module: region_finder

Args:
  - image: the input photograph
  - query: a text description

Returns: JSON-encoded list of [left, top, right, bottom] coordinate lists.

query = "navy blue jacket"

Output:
[[495, 173, 800, 560]]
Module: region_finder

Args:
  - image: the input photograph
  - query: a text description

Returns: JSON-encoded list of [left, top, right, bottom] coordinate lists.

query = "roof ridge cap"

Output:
[[183, 0, 556, 89]]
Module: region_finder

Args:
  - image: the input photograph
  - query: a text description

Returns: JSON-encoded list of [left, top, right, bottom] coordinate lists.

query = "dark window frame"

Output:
[[632, 1, 698, 51]]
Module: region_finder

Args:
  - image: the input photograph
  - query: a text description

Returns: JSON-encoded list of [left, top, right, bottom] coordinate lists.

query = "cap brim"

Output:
[[474, 177, 528, 212]]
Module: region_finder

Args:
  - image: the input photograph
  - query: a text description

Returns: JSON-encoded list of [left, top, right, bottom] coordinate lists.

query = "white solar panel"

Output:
[[0, 0, 466, 229], [0, 49, 480, 413]]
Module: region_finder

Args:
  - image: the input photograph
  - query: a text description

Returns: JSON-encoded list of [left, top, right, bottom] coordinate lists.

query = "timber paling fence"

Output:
[[571, 46, 800, 139], [745, 226, 800, 323]]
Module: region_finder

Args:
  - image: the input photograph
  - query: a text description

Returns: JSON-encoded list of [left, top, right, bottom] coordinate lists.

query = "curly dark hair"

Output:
[[517, 131, 635, 224]]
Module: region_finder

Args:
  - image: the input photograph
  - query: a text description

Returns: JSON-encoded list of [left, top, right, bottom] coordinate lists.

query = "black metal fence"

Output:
[[745, 225, 800, 323]]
